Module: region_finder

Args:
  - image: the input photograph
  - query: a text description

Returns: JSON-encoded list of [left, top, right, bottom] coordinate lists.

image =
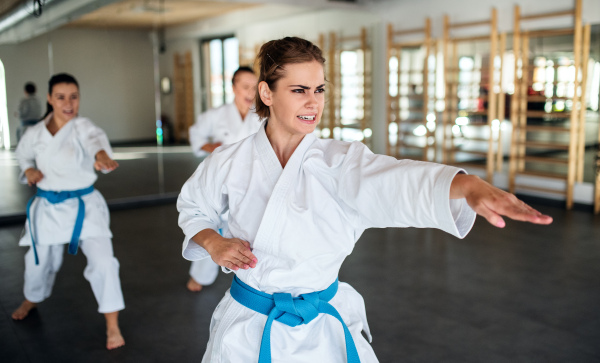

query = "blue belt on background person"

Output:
[[230, 275, 361, 363], [26, 185, 95, 265]]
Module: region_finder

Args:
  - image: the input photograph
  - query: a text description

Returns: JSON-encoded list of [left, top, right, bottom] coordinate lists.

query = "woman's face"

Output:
[[47, 82, 79, 123], [232, 71, 258, 111], [262, 60, 325, 136]]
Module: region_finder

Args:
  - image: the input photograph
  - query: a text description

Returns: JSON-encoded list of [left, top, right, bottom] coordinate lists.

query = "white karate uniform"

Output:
[[178, 122, 476, 362], [187, 103, 262, 285], [188, 103, 262, 157], [15, 114, 124, 313]]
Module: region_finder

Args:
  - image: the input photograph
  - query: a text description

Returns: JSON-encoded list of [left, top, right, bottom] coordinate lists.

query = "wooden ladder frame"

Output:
[[386, 19, 437, 161], [174, 51, 194, 143], [442, 9, 502, 183], [323, 28, 371, 146], [508, 0, 589, 209]]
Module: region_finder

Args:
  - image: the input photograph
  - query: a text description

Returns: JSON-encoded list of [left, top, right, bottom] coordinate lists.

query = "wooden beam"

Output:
[[576, 23, 591, 182], [394, 27, 425, 36], [450, 20, 491, 29], [486, 7, 498, 183], [508, 4, 521, 194], [566, 0, 582, 209], [520, 9, 574, 21]]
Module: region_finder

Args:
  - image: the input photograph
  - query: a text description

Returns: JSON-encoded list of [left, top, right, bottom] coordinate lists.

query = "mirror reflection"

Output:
[[0, 0, 599, 361]]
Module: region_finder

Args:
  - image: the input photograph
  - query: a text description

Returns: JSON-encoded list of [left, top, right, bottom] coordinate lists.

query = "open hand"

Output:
[[94, 150, 119, 173], [193, 229, 257, 271], [24, 168, 43, 186], [451, 174, 553, 228], [200, 143, 222, 153]]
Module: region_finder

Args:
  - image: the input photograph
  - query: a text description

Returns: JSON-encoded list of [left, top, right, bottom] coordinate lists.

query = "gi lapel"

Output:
[[37, 115, 76, 167], [251, 122, 316, 253]]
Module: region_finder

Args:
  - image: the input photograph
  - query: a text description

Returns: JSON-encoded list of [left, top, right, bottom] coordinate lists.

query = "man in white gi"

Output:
[[177, 38, 552, 362], [186, 66, 261, 292]]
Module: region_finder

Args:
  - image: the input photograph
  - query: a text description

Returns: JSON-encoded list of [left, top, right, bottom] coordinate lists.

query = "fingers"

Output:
[[28, 171, 43, 186], [213, 239, 257, 270], [475, 204, 506, 228], [240, 240, 251, 249], [475, 191, 553, 226], [94, 160, 119, 172], [223, 261, 240, 271], [238, 246, 258, 268], [237, 240, 257, 267], [492, 196, 552, 225]]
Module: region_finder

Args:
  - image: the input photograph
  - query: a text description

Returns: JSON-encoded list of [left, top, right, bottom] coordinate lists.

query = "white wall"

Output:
[[0, 27, 156, 146]]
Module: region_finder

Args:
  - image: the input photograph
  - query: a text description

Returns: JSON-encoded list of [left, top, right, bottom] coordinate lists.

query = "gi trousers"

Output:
[[189, 258, 219, 286], [23, 237, 125, 313]]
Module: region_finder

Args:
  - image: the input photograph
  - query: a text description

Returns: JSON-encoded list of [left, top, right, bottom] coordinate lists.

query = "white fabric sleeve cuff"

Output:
[[18, 162, 36, 184], [433, 168, 477, 239], [181, 223, 219, 261], [221, 266, 234, 274]]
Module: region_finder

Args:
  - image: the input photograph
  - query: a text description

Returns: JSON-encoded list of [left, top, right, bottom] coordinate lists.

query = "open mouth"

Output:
[[297, 115, 316, 122]]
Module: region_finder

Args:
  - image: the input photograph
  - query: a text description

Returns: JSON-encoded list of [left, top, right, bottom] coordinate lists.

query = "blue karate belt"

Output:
[[230, 275, 361, 363], [26, 185, 95, 265]]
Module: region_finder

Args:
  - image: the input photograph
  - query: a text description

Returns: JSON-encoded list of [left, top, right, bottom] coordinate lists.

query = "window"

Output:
[[201, 36, 239, 110], [0, 59, 9, 149]]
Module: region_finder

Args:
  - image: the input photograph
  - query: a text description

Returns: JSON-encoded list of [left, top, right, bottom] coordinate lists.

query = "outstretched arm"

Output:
[[450, 174, 552, 227], [95, 150, 119, 173]]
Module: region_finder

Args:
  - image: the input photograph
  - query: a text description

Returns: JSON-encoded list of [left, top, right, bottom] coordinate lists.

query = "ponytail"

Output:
[[41, 102, 53, 121]]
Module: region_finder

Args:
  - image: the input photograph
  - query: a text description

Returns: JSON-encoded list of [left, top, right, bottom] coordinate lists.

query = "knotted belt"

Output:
[[230, 275, 361, 363], [26, 185, 95, 265]]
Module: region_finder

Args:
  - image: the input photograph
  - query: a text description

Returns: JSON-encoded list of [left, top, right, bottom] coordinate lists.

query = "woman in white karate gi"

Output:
[[11, 73, 126, 350], [186, 66, 261, 292], [177, 38, 552, 363]]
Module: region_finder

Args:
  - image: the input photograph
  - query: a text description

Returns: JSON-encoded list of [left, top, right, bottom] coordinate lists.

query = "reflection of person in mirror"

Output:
[[186, 66, 261, 293], [15, 82, 42, 142], [177, 37, 553, 362], [11, 73, 126, 351]]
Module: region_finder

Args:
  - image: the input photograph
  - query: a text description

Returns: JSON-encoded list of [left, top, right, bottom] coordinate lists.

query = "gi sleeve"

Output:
[[189, 112, 213, 158], [338, 142, 476, 239], [75, 118, 114, 158], [177, 156, 227, 261], [14, 128, 37, 184]]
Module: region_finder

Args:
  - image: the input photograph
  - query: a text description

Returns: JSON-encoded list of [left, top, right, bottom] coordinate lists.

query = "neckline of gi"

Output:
[[43, 112, 76, 138]]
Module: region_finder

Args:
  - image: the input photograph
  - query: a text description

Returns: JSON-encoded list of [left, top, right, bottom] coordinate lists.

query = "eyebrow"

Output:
[[288, 84, 326, 89]]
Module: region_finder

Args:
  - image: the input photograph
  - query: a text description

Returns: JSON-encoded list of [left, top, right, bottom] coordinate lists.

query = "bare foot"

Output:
[[106, 327, 125, 350], [186, 278, 203, 292], [12, 300, 36, 320], [105, 311, 125, 350]]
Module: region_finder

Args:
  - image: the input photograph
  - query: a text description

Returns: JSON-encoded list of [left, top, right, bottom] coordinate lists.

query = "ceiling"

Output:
[[0, 0, 25, 19], [67, 0, 256, 29], [0, 0, 359, 44]]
